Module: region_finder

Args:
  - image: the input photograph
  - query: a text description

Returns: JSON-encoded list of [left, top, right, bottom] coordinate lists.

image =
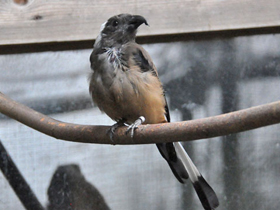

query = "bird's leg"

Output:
[[126, 116, 145, 138], [107, 120, 126, 142]]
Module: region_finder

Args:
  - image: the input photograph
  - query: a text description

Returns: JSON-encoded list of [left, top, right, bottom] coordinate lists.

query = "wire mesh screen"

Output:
[[0, 34, 280, 210]]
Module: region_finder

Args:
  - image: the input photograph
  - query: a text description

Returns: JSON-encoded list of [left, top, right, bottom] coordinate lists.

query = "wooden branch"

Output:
[[1, 0, 280, 45], [1, 92, 280, 145]]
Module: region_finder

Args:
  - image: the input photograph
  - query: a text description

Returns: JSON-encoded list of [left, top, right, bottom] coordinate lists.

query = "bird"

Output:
[[89, 14, 219, 210]]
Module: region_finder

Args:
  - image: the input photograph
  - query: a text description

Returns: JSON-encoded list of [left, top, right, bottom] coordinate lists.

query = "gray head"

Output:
[[94, 14, 148, 48]]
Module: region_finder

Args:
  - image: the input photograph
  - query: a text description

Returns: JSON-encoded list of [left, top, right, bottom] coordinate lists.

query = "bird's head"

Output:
[[94, 14, 148, 48]]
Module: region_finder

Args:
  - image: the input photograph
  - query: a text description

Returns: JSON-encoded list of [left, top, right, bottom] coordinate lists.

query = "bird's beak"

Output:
[[128, 15, 149, 31]]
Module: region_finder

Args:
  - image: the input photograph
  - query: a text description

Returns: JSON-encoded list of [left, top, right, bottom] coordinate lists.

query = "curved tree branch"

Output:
[[0, 92, 280, 145]]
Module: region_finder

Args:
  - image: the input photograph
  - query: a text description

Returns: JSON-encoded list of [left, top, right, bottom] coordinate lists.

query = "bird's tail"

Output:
[[156, 143, 189, 183], [156, 142, 219, 210]]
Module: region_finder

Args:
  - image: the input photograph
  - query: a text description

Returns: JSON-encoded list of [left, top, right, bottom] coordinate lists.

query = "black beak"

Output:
[[128, 15, 148, 30]]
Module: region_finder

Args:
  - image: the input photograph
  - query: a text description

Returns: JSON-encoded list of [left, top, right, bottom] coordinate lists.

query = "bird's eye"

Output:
[[112, 20, 119, 27]]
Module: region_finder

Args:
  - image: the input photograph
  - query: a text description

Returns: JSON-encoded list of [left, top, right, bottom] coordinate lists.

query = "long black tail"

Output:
[[156, 143, 189, 183], [156, 142, 219, 210]]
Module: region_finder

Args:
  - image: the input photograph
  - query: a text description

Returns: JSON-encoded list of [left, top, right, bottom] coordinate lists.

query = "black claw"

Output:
[[107, 130, 115, 143], [107, 121, 125, 143], [107, 127, 116, 143]]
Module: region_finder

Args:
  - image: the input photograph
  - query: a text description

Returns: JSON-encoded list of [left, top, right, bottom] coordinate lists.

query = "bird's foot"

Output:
[[126, 116, 145, 138], [107, 120, 125, 143]]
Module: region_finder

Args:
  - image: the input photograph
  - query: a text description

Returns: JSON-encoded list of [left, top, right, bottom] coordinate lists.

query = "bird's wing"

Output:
[[126, 42, 171, 122], [126, 42, 158, 76], [124, 43, 189, 182]]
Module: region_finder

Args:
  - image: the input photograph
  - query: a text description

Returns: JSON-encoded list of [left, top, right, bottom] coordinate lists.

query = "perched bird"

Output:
[[89, 14, 219, 210]]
